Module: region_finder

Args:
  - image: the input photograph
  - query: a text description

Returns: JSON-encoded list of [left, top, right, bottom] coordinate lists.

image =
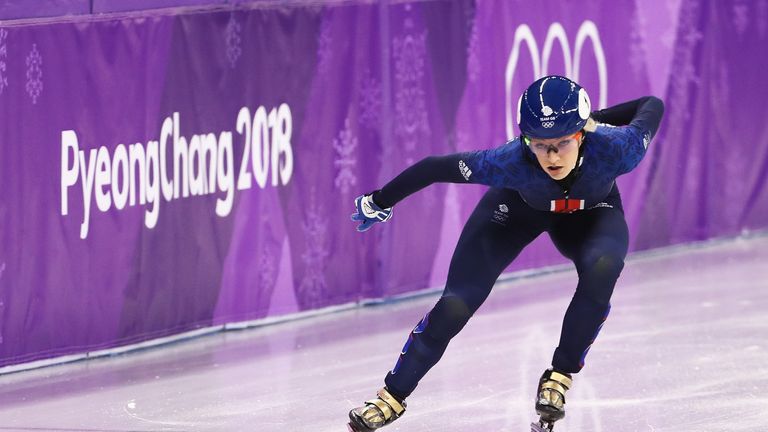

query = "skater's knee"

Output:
[[578, 249, 625, 281], [575, 249, 625, 305], [427, 295, 473, 341]]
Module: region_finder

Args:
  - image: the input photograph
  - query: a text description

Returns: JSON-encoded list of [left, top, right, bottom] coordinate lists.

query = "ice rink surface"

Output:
[[1, 235, 767, 432]]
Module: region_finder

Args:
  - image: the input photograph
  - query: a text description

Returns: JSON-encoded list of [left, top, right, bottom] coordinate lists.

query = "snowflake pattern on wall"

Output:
[[732, 0, 749, 36], [463, 2, 476, 34], [225, 13, 242, 68], [0, 261, 5, 344], [467, 20, 480, 83], [358, 69, 381, 131], [0, 30, 8, 96], [393, 20, 430, 162], [710, 61, 731, 140], [659, 1, 683, 50], [464, 3, 480, 84], [298, 191, 329, 308], [711, 61, 730, 108], [628, 7, 647, 80], [333, 116, 358, 196], [256, 244, 278, 300], [667, 0, 702, 131], [316, 15, 333, 76], [667, 0, 703, 196], [26, 44, 43, 104]]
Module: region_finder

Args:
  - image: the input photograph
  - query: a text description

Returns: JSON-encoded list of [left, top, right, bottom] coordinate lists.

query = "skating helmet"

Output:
[[517, 75, 591, 139]]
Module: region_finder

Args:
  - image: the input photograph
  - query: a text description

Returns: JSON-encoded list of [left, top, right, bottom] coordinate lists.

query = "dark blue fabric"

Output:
[[592, 96, 664, 137], [379, 97, 661, 400], [374, 97, 663, 210], [384, 186, 628, 399], [462, 123, 648, 210]]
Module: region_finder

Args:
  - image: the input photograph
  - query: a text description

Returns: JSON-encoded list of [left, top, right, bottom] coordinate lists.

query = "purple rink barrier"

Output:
[[0, 0, 767, 370], [0, 1, 90, 20], [0, 1, 244, 20]]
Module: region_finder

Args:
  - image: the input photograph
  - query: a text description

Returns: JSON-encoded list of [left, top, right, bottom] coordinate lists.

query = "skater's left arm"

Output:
[[591, 96, 665, 138], [594, 96, 665, 175]]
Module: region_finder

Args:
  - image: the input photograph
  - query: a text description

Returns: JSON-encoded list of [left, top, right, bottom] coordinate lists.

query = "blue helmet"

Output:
[[517, 75, 592, 139]]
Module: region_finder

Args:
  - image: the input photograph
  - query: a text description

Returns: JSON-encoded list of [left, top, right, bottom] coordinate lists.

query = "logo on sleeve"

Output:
[[643, 131, 651, 149], [458, 160, 472, 180]]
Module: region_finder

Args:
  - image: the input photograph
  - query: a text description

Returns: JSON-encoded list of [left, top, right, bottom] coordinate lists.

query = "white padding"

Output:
[[578, 88, 591, 120]]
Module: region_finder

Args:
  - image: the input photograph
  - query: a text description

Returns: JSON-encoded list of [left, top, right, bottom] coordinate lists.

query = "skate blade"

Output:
[[530, 422, 553, 432]]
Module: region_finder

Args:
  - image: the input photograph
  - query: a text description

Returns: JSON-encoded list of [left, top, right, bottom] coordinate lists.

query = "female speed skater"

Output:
[[347, 75, 664, 432]]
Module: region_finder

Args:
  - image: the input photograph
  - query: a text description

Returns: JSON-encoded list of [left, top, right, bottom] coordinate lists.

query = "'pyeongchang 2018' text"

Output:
[[60, 104, 293, 239]]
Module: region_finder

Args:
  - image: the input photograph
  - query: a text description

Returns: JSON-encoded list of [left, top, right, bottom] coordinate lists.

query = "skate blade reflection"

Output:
[[531, 421, 554, 432]]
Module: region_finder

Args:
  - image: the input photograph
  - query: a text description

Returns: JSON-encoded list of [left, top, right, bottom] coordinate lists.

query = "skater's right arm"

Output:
[[351, 153, 472, 232], [372, 153, 471, 208], [372, 143, 514, 208], [351, 143, 517, 232]]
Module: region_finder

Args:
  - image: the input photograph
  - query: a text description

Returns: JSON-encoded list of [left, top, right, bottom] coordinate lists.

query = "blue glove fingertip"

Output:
[[356, 220, 373, 232]]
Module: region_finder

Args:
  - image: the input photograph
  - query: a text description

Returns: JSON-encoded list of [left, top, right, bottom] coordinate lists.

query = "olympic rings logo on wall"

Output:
[[505, 21, 607, 139]]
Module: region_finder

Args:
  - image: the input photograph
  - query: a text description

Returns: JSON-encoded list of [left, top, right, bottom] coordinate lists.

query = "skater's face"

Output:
[[527, 131, 583, 180]]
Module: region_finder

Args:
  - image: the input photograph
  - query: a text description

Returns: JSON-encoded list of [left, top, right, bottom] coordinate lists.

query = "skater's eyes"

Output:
[[529, 137, 577, 155]]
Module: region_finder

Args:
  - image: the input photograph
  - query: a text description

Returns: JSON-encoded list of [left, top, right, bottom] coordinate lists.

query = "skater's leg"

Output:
[[528, 191, 629, 429], [383, 188, 545, 399], [549, 196, 629, 374]]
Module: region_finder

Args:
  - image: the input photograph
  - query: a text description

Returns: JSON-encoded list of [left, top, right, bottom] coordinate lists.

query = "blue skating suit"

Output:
[[462, 124, 650, 212], [373, 97, 664, 401]]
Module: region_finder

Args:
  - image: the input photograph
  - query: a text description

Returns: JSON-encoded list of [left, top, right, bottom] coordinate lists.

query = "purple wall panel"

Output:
[[0, 0, 89, 20], [91, 0, 227, 14], [0, 0, 287, 20], [1, 0, 767, 369]]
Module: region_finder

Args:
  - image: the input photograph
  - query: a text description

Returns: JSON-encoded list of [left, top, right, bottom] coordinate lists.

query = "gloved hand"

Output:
[[351, 193, 393, 232]]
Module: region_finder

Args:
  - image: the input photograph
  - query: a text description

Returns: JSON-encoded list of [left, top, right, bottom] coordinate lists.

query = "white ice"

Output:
[[0, 235, 766, 431]]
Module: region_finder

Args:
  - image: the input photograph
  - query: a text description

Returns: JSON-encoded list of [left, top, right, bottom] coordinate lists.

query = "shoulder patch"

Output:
[[458, 160, 472, 180]]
